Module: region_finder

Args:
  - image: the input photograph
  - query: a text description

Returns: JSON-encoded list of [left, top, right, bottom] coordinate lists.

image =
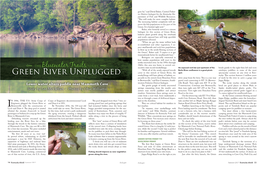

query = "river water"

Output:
[[49, 127, 86, 155], [180, 20, 257, 55], [0, 37, 132, 58]]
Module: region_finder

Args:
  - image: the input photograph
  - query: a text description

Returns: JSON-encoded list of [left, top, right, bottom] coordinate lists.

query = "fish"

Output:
[[54, 130, 80, 150]]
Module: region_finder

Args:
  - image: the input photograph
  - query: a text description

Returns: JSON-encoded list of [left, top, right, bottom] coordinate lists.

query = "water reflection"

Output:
[[0, 38, 132, 58]]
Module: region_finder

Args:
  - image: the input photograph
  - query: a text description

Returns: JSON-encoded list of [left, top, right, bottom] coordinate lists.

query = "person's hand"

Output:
[[215, 39, 217, 42], [48, 135, 61, 155]]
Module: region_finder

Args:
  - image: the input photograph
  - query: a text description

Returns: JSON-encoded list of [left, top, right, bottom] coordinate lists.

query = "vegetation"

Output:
[[179, 10, 198, 21], [0, 0, 132, 33], [205, 10, 256, 20], [179, 9, 256, 22], [179, 10, 204, 21]]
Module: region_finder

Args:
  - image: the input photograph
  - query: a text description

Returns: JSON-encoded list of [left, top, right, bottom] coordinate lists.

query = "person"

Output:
[[214, 22, 226, 50], [48, 135, 62, 155], [237, 30, 247, 38], [72, 36, 78, 41], [187, 22, 192, 34]]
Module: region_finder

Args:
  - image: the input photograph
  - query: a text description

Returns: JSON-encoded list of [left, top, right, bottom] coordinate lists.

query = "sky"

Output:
[[197, 9, 210, 15]]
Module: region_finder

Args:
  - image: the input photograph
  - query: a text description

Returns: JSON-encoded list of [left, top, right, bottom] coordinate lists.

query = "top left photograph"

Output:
[[0, 0, 132, 58], [0, 0, 132, 93]]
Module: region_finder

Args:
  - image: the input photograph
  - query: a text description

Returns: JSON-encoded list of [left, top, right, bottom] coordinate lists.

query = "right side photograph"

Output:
[[178, 9, 256, 62]]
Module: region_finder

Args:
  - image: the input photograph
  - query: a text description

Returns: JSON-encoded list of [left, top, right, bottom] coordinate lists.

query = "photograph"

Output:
[[0, 0, 132, 93], [48, 122, 86, 155], [178, 9, 256, 62]]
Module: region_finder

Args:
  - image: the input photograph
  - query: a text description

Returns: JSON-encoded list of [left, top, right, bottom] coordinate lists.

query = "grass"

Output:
[[0, 29, 13, 34], [104, 24, 132, 34], [126, 28, 132, 34], [117, 26, 132, 34], [25, 25, 44, 34], [0, 25, 44, 35], [89, 30, 98, 34]]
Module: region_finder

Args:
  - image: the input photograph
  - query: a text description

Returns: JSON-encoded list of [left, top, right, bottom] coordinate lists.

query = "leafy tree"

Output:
[[0, 1, 7, 30], [1, 0, 36, 33], [114, 0, 132, 25], [34, 0, 57, 31], [179, 10, 198, 21], [53, 0, 73, 32], [206, 10, 256, 20], [77, 0, 123, 27], [95, 0, 119, 25], [194, 15, 204, 21], [78, 0, 101, 27], [0, 0, 132, 33]]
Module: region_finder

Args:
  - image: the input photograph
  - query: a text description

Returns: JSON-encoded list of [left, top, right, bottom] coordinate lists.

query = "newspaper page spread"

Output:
[[0, 0, 263, 170]]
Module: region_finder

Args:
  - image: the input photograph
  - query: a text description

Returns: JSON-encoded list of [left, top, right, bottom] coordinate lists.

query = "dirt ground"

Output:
[[179, 33, 256, 62]]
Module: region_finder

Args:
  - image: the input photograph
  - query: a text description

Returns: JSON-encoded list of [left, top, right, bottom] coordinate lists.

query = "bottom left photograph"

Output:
[[48, 122, 86, 155]]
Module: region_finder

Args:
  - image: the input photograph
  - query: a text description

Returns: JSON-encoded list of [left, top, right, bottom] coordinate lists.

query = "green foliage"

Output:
[[0, 0, 37, 32], [33, 0, 58, 31], [194, 15, 205, 21], [53, 0, 72, 32], [100, 0, 119, 25], [126, 28, 132, 34], [179, 10, 198, 21], [206, 10, 257, 20], [0, 29, 12, 34], [77, 0, 123, 27], [26, 25, 44, 33], [78, 0, 101, 27], [0, 0, 132, 33], [105, 23, 119, 32], [114, 0, 132, 25]]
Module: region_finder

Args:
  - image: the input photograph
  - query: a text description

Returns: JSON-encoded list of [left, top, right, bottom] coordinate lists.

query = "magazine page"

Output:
[[0, 0, 263, 170]]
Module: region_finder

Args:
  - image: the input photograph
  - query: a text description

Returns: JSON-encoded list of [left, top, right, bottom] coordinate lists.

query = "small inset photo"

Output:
[[178, 9, 256, 62], [48, 122, 86, 155]]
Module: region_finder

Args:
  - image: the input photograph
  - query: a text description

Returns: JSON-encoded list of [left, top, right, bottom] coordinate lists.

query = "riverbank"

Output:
[[0, 32, 131, 42], [179, 33, 256, 62], [178, 17, 256, 30], [208, 17, 256, 21], [178, 20, 201, 29], [0, 22, 132, 41]]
